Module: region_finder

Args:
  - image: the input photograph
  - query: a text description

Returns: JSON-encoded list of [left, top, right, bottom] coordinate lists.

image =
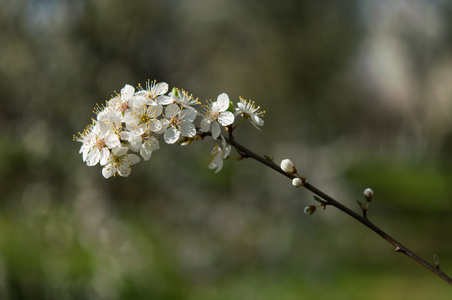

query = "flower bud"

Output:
[[364, 188, 374, 202], [292, 177, 303, 187], [281, 159, 297, 174], [304, 205, 316, 215]]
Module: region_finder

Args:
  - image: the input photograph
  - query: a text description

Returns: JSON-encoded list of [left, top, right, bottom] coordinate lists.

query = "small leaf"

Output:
[[313, 196, 324, 203], [264, 155, 273, 161], [356, 199, 364, 209], [171, 87, 179, 98], [227, 101, 234, 113]]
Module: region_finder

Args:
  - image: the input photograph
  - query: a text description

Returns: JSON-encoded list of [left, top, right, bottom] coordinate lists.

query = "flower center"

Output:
[[119, 102, 129, 113], [170, 116, 181, 128], [95, 138, 106, 149], [140, 114, 150, 125]]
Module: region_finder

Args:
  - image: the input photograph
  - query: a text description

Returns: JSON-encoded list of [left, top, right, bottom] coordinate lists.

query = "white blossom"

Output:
[[209, 135, 231, 173], [102, 146, 140, 178], [162, 103, 197, 144], [120, 128, 160, 161], [123, 102, 162, 132], [135, 80, 171, 106], [200, 93, 235, 139], [101, 84, 136, 115], [80, 121, 120, 167], [169, 88, 200, 110], [235, 97, 265, 130]]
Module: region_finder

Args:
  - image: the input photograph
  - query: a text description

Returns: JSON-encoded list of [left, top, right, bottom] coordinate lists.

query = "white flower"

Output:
[[135, 80, 171, 106], [209, 135, 231, 173], [280, 159, 297, 174], [102, 146, 140, 178], [170, 88, 200, 109], [100, 84, 136, 115], [200, 93, 235, 139], [235, 97, 265, 130], [162, 103, 197, 144], [123, 102, 162, 132], [79, 121, 120, 167], [120, 128, 160, 161]]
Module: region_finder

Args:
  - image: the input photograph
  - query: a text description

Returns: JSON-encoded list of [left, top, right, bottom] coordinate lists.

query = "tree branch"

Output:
[[225, 130, 452, 286]]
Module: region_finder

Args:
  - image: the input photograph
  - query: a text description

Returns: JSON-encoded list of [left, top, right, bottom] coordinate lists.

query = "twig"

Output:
[[225, 129, 452, 286]]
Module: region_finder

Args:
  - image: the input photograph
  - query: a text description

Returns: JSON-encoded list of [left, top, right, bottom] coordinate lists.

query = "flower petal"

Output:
[[217, 111, 234, 126], [200, 118, 211, 132], [164, 127, 180, 144], [252, 115, 264, 126], [215, 93, 230, 111], [154, 82, 168, 95], [102, 164, 115, 178], [180, 122, 196, 137], [165, 103, 180, 119], [180, 108, 197, 122], [156, 95, 172, 105], [211, 121, 221, 139], [121, 84, 135, 100]]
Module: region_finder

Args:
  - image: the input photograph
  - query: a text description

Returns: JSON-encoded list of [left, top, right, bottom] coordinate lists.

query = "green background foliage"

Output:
[[1, 0, 452, 298]]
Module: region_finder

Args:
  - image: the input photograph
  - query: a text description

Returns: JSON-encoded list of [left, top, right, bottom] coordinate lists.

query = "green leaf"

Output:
[[313, 196, 323, 203], [227, 101, 234, 113], [356, 199, 364, 209], [171, 87, 179, 98]]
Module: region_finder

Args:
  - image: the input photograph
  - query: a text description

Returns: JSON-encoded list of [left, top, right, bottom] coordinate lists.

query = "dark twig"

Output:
[[224, 129, 452, 286]]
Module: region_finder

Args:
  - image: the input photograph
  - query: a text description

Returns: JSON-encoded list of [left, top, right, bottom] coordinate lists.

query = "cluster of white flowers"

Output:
[[75, 80, 265, 178]]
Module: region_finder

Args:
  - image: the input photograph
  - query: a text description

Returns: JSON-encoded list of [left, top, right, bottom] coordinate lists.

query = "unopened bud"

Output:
[[364, 188, 374, 202], [281, 159, 297, 174], [292, 177, 303, 187], [304, 205, 316, 215]]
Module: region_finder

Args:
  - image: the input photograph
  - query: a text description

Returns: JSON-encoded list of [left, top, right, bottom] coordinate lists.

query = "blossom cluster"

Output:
[[75, 80, 265, 178]]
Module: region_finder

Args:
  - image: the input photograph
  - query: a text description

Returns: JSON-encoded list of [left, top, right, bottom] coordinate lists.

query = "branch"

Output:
[[225, 130, 452, 286]]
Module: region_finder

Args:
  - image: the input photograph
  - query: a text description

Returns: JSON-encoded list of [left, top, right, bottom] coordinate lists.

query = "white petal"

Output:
[[211, 121, 221, 139], [148, 119, 162, 132], [121, 84, 135, 100], [215, 93, 230, 111], [97, 120, 110, 135], [125, 154, 140, 165], [154, 82, 168, 95], [112, 146, 129, 156], [200, 118, 211, 132], [86, 149, 100, 166], [140, 146, 152, 161], [209, 157, 224, 173], [180, 108, 197, 122], [155, 119, 170, 134], [105, 133, 120, 149], [102, 164, 115, 178], [150, 104, 163, 117], [140, 143, 155, 161], [156, 95, 172, 105], [99, 148, 111, 166], [165, 103, 180, 119], [217, 111, 235, 126], [180, 122, 196, 137], [117, 165, 132, 177], [252, 115, 264, 126], [164, 127, 180, 144]]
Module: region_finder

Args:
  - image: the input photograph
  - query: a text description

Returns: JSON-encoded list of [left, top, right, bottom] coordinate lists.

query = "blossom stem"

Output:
[[225, 130, 452, 286]]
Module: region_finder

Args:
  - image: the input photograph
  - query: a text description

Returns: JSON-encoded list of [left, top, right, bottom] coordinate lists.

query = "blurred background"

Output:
[[1, 0, 452, 299]]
